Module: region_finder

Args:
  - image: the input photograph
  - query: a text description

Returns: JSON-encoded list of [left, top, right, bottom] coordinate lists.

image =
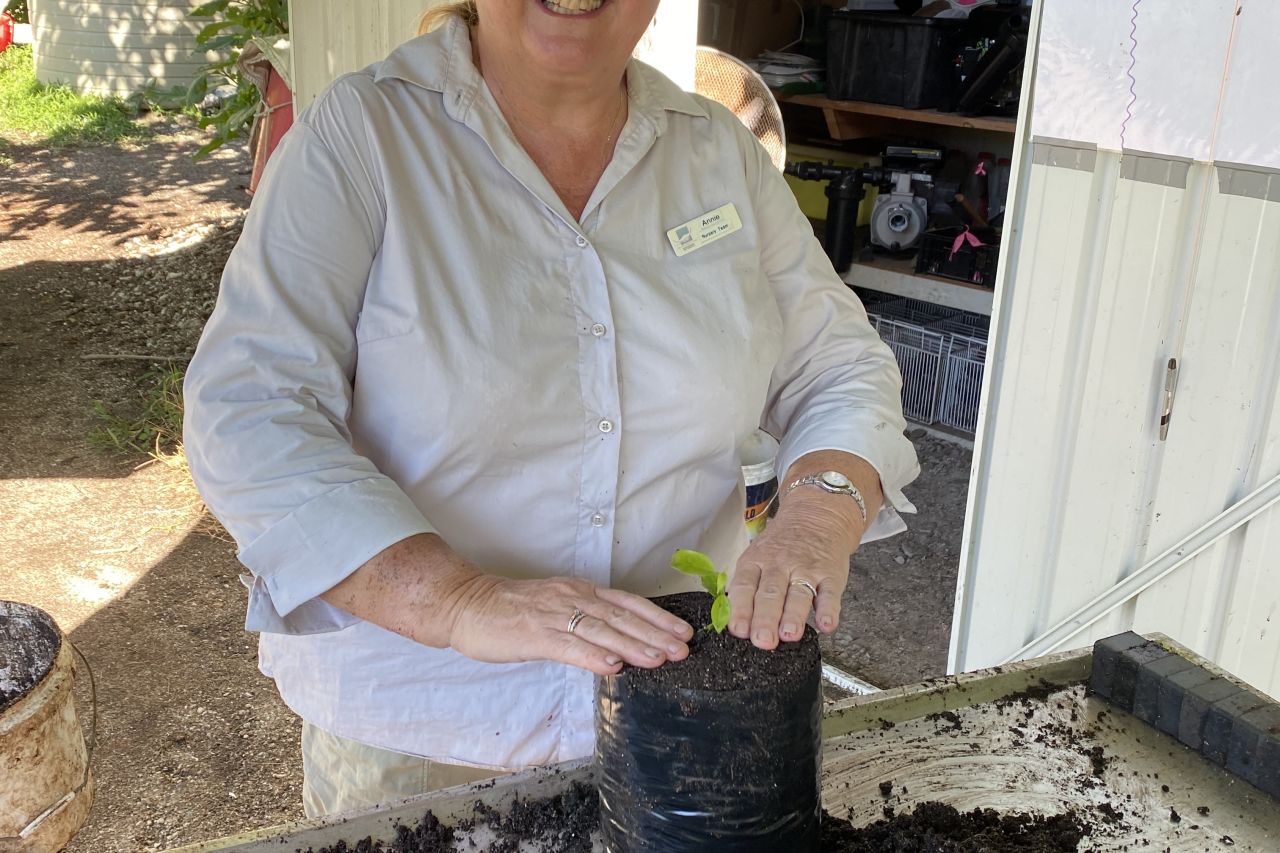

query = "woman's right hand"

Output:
[[448, 576, 694, 676]]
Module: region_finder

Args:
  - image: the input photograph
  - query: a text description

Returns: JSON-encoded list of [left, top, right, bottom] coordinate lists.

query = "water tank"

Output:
[[30, 0, 215, 99]]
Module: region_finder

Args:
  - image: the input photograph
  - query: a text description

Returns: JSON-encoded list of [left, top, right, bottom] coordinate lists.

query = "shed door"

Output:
[[949, 0, 1280, 698]]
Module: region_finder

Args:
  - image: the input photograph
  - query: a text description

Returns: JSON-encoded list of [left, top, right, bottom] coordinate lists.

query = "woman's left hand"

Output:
[[726, 497, 861, 649], [728, 447, 888, 649]]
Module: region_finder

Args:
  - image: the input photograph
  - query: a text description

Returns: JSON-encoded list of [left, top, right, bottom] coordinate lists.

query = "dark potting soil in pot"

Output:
[[633, 590, 821, 691]]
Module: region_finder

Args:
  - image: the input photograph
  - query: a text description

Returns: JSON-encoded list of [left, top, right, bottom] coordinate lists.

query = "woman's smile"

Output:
[[540, 0, 607, 17]]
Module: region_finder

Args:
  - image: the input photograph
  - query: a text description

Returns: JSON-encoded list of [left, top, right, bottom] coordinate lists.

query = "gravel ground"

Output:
[[1, 123, 972, 850], [822, 432, 972, 688]]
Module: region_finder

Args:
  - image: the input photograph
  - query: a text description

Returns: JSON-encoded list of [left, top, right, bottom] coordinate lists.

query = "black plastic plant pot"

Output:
[[595, 591, 822, 852]]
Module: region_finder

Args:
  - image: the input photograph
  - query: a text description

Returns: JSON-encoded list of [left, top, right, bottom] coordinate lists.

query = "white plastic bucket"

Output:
[[0, 602, 94, 853], [740, 430, 779, 541]]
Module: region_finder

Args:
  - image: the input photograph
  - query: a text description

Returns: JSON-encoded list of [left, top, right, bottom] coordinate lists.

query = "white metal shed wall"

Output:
[[951, 0, 1280, 697], [288, 0, 437, 111], [31, 0, 215, 98]]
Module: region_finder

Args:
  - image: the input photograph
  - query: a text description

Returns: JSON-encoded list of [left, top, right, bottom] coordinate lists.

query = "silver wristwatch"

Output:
[[781, 471, 868, 523]]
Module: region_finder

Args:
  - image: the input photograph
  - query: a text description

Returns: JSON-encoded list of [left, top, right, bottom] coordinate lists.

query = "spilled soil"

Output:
[[306, 783, 1086, 852]]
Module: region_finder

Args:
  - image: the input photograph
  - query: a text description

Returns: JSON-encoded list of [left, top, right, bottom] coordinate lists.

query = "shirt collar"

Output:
[[372, 15, 709, 129]]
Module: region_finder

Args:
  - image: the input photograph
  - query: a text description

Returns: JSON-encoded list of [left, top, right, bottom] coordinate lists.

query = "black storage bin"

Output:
[[827, 12, 965, 109], [915, 226, 1000, 288]]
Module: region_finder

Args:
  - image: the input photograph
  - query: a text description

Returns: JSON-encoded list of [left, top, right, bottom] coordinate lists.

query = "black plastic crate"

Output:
[[915, 226, 1000, 288], [827, 12, 966, 108]]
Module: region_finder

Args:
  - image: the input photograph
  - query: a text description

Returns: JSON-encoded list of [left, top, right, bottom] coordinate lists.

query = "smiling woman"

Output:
[[183, 0, 919, 823]]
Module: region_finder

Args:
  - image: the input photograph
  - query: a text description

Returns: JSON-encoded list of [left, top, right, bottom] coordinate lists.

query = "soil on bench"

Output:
[[820, 800, 1086, 852], [306, 783, 1085, 853]]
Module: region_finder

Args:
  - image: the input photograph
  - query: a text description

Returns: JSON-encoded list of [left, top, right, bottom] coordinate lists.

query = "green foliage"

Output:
[[91, 366, 187, 455], [672, 549, 731, 633], [5, 1, 28, 24], [0, 46, 148, 146], [180, 0, 288, 159]]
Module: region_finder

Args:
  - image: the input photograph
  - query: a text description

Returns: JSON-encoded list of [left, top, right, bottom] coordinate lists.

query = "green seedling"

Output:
[[671, 549, 731, 633]]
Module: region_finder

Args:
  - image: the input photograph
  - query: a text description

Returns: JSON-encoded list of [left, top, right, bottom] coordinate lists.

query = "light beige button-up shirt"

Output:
[[184, 17, 919, 768]]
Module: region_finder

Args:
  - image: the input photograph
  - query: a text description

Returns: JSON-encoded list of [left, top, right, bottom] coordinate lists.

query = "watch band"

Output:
[[782, 473, 868, 523]]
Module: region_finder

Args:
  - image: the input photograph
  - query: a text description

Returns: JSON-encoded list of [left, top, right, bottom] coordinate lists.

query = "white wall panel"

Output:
[[31, 0, 211, 97], [1130, 177, 1280, 668], [951, 150, 1195, 666], [289, 0, 437, 111], [954, 0, 1280, 699]]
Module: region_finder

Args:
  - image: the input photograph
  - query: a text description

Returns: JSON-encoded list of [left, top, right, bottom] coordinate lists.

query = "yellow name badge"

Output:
[[666, 203, 743, 257]]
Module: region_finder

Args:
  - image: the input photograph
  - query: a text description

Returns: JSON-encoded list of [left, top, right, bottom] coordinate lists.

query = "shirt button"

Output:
[[591, 513, 607, 528], [590, 323, 607, 338], [598, 419, 614, 434], [575, 234, 588, 248]]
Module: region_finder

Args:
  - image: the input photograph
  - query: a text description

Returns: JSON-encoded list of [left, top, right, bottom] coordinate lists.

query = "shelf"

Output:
[[844, 255, 994, 316], [776, 93, 1016, 140]]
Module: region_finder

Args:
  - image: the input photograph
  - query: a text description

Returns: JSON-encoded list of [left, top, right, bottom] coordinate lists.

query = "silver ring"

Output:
[[566, 608, 586, 634], [789, 579, 818, 598]]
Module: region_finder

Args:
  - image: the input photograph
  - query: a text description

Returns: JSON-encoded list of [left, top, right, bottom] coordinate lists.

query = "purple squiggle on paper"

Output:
[[1121, 0, 1141, 149]]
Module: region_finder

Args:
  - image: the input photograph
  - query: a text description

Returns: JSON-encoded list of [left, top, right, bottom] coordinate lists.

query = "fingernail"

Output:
[[782, 623, 797, 636], [678, 622, 694, 636], [646, 648, 663, 659], [667, 644, 684, 656], [754, 629, 773, 645], [733, 621, 748, 636], [605, 655, 621, 665]]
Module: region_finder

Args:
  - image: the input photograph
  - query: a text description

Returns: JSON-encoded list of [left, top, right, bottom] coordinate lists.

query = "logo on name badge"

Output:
[[666, 203, 743, 257]]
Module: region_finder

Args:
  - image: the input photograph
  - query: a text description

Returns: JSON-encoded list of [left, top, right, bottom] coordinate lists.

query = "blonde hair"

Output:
[[417, 1, 478, 35]]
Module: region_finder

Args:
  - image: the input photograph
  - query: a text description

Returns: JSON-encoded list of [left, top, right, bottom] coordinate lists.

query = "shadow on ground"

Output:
[[64, 530, 304, 852], [0, 225, 239, 480], [1, 127, 247, 259]]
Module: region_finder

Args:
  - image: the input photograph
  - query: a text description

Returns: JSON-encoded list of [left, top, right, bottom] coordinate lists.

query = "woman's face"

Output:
[[475, 0, 662, 78]]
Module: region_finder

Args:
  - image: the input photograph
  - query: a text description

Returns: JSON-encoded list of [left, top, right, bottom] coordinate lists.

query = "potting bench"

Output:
[[171, 638, 1280, 852]]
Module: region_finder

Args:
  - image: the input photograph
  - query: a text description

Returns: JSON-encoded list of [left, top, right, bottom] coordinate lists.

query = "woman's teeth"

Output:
[[543, 0, 604, 15]]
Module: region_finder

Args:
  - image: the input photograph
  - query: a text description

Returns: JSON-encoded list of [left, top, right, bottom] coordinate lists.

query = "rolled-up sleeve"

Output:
[[184, 90, 435, 633], [745, 131, 920, 542]]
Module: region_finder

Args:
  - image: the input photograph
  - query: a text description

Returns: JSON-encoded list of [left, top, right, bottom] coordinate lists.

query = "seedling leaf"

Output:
[[671, 549, 718, 595], [714, 571, 727, 598], [711, 594, 731, 633]]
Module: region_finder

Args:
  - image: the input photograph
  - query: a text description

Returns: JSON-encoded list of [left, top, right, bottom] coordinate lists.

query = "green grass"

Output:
[[91, 365, 187, 455], [0, 46, 150, 146]]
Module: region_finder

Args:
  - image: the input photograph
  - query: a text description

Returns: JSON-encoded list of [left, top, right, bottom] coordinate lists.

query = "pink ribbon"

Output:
[[950, 227, 984, 261]]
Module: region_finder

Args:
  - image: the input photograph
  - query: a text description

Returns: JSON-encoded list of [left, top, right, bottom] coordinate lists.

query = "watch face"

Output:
[[820, 471, 852, 490]]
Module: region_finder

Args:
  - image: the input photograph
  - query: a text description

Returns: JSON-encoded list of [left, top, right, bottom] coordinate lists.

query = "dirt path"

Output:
[[0, 119, 971, 851], [0, 122, 306, 852]]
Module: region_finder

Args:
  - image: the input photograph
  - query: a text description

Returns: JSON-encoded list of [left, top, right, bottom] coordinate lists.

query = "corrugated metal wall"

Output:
[[288, 0, 438, 110], [31, 0, 215, 97], [951, 0, 1280, 698]]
